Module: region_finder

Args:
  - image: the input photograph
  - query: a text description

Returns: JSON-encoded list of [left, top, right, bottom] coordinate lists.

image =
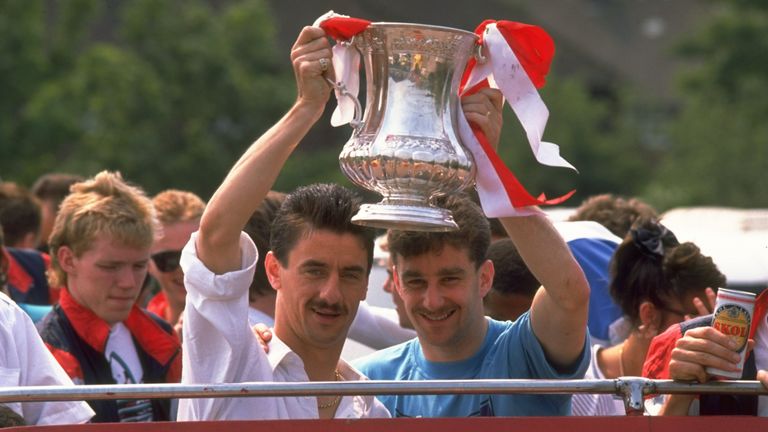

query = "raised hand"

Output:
[[461, 88, 504, 151], [290, 26, 334, 110]]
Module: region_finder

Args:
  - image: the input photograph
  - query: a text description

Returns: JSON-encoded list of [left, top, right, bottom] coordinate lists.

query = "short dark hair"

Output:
[[270, 184, 375, 272], [31, 173, 84, 207], [388, 194, 490, 267], [487, 238, 539, 297], [0, 182, 41, 247], [244, 190, 286, 299], [569, 194, 658, 239], [610, 218, 726, 325]]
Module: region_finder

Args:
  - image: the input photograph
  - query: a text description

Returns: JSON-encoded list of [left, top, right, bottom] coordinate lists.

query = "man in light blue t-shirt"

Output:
[[354, 196, 591, 417]]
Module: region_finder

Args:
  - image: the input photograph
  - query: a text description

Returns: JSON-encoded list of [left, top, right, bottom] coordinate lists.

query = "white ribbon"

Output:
[[314, 11, 361, 127], [482, 24, 576, 170]]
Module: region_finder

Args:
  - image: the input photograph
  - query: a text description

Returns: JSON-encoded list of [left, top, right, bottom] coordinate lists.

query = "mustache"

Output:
[[308, 299, 348, 315]]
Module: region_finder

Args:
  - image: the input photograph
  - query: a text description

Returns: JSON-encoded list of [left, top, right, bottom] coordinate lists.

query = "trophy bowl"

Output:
[[338, 23, 479, 232]]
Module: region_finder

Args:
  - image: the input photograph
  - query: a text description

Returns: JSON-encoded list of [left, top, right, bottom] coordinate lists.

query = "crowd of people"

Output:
[[0, 24, 766, 426]]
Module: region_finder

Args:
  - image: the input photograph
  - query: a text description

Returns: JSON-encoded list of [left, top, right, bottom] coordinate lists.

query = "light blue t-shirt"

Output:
[[354, 314, 590, 417]]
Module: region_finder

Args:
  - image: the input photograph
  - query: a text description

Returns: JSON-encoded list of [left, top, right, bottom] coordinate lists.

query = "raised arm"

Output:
[[464, 89, 589, 368], [500, 214, 589, 368], [197, 26, 333, 274]]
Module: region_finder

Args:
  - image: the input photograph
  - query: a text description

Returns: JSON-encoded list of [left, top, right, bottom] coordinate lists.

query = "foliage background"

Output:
[[1, 0, 766, 209]]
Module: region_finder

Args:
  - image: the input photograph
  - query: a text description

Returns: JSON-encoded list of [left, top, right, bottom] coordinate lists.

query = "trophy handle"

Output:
[[474, 42, 488, 65], [325, 77, 363, 132]]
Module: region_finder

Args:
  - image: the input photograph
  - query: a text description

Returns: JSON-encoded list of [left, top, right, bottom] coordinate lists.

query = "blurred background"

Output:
[[1, 0, 766, 210]]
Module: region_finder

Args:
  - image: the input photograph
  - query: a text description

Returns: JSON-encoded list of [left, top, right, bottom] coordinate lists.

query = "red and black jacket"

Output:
[[37, 288, 182, 423]]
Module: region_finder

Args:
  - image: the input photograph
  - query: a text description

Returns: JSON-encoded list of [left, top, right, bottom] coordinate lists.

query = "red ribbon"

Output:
[[318, 17, 372, 40], [317, 14, 573, 210], [463, 80, 575, 208]]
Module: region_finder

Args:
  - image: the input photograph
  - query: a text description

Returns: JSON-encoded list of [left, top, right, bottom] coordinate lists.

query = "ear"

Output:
[[264, 251, 282, 291], [638, 301, 660, 328], [392, 260, 405, 297], [57, 246, 77, 276], [478, 259, 495, 298]]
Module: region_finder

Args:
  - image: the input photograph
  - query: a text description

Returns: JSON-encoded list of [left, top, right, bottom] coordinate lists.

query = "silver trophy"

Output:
[[337, 23, 481, 232]]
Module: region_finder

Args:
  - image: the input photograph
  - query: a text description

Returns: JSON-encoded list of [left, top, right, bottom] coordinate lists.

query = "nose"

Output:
[[116, 266, 141, 291], [422, 283, 444, 311], [317, 272, 343, 305]]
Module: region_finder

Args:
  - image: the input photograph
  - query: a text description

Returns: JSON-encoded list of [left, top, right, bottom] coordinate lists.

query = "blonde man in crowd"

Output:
[[37, 171, 181, 423]]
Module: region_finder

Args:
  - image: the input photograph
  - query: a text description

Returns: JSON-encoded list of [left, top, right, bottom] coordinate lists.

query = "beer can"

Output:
[[706, 288, 755, 379]]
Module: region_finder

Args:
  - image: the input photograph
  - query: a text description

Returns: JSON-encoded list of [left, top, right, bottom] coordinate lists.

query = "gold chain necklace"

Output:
[[317, 369, 342, 410]]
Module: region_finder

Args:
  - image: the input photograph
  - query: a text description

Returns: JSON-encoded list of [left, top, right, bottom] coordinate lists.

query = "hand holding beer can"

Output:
[[707, 288, 756, 379]]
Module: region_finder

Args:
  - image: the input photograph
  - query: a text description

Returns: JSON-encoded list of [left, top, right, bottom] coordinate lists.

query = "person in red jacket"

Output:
[[643, 289, 768, 415], [37, 171, 181, 423]]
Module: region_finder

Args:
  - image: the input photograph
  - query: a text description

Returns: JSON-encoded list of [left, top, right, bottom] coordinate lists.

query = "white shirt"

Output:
[[0, 292, 94, 425], [571, 344, 626, 416], [178, 232, 390, 420], [104, 323, 154, 422]]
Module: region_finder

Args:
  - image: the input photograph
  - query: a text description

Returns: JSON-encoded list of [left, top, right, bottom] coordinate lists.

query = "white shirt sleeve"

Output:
[[347, 301, 416, 349], [178, 231, 274, 420], [0, 293, 94, 425]]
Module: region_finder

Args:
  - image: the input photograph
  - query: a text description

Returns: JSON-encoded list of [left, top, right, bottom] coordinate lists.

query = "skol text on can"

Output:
[[707, 288, 756, 379]]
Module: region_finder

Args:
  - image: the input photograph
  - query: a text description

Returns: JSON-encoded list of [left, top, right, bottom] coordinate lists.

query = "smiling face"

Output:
[[59, 232, 151, 325], [394, 244, 493, 362], [268, 229, 369, 351]]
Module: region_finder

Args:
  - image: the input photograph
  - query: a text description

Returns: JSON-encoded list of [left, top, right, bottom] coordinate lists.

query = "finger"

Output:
[[758, 369, 768, 389], [684, 325, 738, 349], [689, 296, 709, 318], [672, 339, 741, 371], [291, 26, 328, 51], [475, 87, 504, 110], [705, 287, 717, 311], [295, 56, 335, 80], [461, 94, 499, 117], [668, 357, 710, 383]]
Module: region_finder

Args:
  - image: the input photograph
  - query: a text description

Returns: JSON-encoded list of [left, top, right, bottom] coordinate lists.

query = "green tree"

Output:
[[647, 0, 768, 208], [2, 0, 292, 198], [495, 76, 653, 205]]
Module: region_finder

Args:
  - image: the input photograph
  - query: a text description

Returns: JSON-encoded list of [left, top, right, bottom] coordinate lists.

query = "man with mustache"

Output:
[[178, 23, 505, 420]]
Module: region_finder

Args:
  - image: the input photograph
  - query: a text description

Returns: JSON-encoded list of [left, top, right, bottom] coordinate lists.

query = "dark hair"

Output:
[[244, 190, 286, 299], [270, 184, 375, 272], [31, 173, 84, 207], [0, 182, 41, 247], [487, 217, 507, 240], [610, 218, 726, 325], [388, 194, 490, 267], [487, 238, 539, 296], [569, 194, 658, 239]]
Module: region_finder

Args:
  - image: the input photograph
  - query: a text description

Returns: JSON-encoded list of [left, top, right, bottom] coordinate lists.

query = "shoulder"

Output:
[[642, 315, 712, 379], [353, 339, 415, 378]]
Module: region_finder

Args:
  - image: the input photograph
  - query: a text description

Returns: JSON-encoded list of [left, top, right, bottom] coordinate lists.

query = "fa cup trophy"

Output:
[[337, 23, 481, 231]]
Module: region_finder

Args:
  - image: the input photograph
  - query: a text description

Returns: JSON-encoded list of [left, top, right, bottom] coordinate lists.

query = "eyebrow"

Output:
[[299, 259, 365, 274], [401, 267, 466, 279]]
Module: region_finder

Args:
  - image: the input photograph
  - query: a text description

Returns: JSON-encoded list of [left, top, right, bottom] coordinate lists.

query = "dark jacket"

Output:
[[38, 288, 181, 423]]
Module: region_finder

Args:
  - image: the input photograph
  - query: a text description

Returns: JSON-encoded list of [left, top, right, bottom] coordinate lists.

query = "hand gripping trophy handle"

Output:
[[338, 23, 482, 232], [325, 76, 364, 132]]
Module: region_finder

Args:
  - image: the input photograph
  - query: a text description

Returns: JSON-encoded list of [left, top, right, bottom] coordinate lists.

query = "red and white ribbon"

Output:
[[315, 11, 576, 217]]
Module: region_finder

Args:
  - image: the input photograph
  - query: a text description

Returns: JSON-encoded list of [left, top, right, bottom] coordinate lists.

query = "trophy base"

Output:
[[351, 203, 458, 232]]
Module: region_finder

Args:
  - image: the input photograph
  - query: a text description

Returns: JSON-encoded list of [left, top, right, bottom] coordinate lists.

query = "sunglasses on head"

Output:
[[151, 250, 182, 273]]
